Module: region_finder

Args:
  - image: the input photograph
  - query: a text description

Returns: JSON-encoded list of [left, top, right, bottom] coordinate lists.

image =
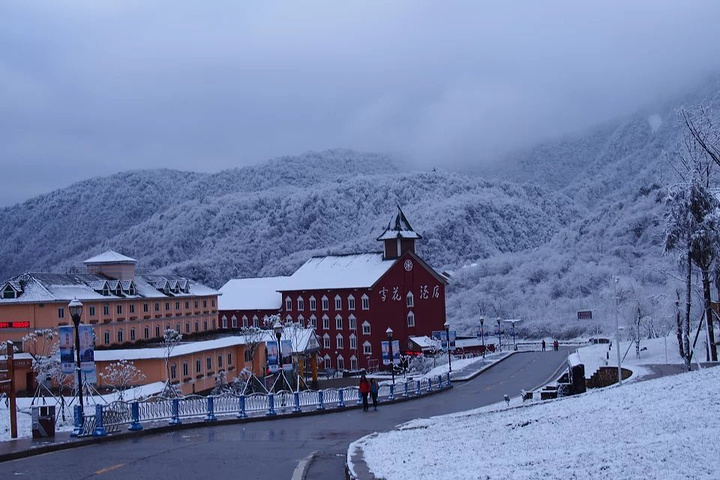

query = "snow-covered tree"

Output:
[[238, 325, 266, 368], [99, 359, 146, 401], [162, 328, 182, 392], [21, 329, 71, 395]]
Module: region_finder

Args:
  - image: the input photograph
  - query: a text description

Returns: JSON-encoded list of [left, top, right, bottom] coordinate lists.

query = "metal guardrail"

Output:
[[73, 373, 451, 437]]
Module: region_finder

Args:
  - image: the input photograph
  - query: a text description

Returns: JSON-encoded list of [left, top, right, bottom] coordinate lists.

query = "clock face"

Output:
[[404, 259, 414, 272]]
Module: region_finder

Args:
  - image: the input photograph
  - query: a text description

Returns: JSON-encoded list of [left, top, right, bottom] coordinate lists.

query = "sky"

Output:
[[2, 1, 720, 206]]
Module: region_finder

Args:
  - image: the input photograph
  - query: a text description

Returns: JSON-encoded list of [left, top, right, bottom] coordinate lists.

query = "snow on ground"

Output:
[[577, 334, 685, 381], [0, 381, 165, 442], [351, 365, 720, 480]]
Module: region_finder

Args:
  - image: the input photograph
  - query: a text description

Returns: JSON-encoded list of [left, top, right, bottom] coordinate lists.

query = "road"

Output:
[[4, 350, 569, 480]]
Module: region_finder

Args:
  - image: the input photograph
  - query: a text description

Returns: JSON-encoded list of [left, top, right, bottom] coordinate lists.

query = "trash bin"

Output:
[[32, 405, 56, 438]]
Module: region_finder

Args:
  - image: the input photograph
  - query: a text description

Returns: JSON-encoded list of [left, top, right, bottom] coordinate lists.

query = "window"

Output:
[[407, 311, 415, 327], [117, 305, 123, 315], [130, 304, 135, 314], [361, 294, 369, 310], [155, 303, 160, 312], [185, 301, 190, 309], [349, 315, 356, 330], [183, 362, 189, 377], [242, 315, 248, 328], [309, 296, 316, 311], [309, 315, 317, 329], [165, 302, 170, 311], [335, 315, 343, 330], [203, 320, 208, 331], [89, 306, 96, 317], [406, 292, 414, 308], [194, 300, 199, 309], [297, 297, 304, 311], [203, 300, 207, 308], [323, 354, 331, 368], [323, 334, 330, 349], [212, 300, 215, 307], [347, 295, 355, 310], [228, 353, 232, 365], [245, 350, 252, 362], [231, 315, 238, 328], [155, 326, 160, 337], [144, 326, 149, 339], [144, 303, 149, 313], [298, 315, 305, 327], [285, 297, 292, 311], [334, 295, 342, 310], [171, 364, 177, 379], [350, 333, 357, 350], [185, 322, 190, 333], [104, 331, 110, 344], [103, 305, 109, 316], [207, 357, 212, 370], [350, 355, 358, 371], [336, 334, 344, 349], [218, 355, 223, 368], [252, 315, 259, 327], [194, 322, 199, 332], [117, 329, 124, 343], [321, 296, 329, 311], [286, 314, 293, 323], [322, 315, 330, 330], [362, 321, 371, 335], [363, 341, 372, 355], [175, 301, 180, 310], [337, 355, 345, 370], [196, 359, 201, 373], [130, 328, 136, 341], [222, 316, 228, 329]]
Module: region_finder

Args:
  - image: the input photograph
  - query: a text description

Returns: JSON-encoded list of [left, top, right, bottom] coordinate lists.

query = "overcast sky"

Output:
[[2, 1, 720, 206]]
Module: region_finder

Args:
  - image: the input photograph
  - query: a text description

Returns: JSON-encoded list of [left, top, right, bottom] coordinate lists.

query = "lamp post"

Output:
[[386, 327, 395, 386], [68, 298, 84, 414], [273, 321, 283, 392], [614, 278, 623, 385], [444, 321, 452, 372], [496, 318, 502, 352], [480, 317, 485, 358]]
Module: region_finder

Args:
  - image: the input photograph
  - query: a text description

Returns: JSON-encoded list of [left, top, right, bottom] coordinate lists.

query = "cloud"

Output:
[[1, 1, 720, 205]]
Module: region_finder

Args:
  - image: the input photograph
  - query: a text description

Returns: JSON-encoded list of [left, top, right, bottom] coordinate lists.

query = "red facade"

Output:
[[218, 309, 278, 330], [279, 251, 447, 372]]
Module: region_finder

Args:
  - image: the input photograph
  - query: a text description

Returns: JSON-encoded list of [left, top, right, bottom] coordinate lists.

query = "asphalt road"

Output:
[[3, 350, 569, 480]]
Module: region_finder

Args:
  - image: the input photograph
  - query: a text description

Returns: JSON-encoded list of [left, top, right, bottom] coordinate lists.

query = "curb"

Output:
[[0, 384, 453, 464], [450, 351, 517, 382]]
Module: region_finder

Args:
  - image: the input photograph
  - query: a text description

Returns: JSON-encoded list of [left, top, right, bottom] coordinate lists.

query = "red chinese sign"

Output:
[[0, 321, 31, 329]]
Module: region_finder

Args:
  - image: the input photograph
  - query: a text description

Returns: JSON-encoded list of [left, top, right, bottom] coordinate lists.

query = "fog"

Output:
[[2, 1, 720, 206]]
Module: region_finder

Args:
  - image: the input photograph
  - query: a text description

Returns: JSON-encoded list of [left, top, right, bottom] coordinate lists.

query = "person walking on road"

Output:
[[553, 340, 559, 351], [359, 373, 371, 411], [541, 340, 546, 351], [370, 379, 379, 411]]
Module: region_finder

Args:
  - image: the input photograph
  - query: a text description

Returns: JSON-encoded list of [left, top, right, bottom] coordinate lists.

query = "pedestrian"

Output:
[[553, 339, 559, 351], [541, 340, 546, 352], [359, 373, 371, 411], [370, 379, 379, 411]]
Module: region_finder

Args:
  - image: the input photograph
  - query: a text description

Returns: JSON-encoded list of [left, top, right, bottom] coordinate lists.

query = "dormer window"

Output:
[[2, 284, 17, 299]]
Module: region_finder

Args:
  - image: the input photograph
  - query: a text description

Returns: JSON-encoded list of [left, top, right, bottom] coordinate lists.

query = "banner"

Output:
[[381, 341, 390, 365], [58, 326, 74, 375], [79, 325, 97, 384], [266, 340, 279, 373], [392, 340, 400, 365], [281, 339, 293, 371], [449, 330, 456, 351], [432, 331, 455, 351]]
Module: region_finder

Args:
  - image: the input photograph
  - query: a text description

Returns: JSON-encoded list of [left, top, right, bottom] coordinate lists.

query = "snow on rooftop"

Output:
[[219, 276, 289, 311], [282, 253, 394, 291], [83, 250, 137, 264]]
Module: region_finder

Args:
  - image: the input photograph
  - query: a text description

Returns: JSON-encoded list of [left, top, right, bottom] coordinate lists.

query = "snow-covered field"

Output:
[[350, 358, 720, 479], [0, 381, 165, 442]]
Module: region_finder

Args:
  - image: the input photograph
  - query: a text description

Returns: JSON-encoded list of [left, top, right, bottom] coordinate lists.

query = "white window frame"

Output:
[[322, 314, 330, 330], [362, 321, 371, 335], [407, 311, 415, 327], [321, 296, 329, 311], [323, 333, 330, 349], [242, 315, 248, 328], [309, 296, 316, 311], [406, 292, 414, 308], [336, 334, 344, 349], [350, 355, 358, 370], [334, 295, 342, 310], [323, 354, 331, 368], [297, 296, 304, 311], [350, 333, 357, 350], [286, 314, 293, 323], [252, 315, 259, 327], [335, 315, 343, 330], [337, 355, 345, 371], [285, 297, 292, 311], [363, 341, 372, 355], [348, 314, 356, 330], [298, 314, 305, 327], [221, 315, 228, 329], [309, 314, 317, 329], [231, 315, 238, 328], [361, 294, 370, 310], [347, 295, 355, 310]]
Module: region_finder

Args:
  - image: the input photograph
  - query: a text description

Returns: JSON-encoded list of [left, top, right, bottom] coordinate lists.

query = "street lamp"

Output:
[[479, 317, 485, 358], [68, 298, 84, 414], [444, 321, 452, 373], [496, 318, 502, 352], [505, 319, 521, 351], [273, 321, 283, 392], [386, 327, 395, 386]]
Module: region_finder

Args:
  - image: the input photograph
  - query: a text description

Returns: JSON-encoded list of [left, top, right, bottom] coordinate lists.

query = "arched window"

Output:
[[350, 355, 358, 370], [285, 297, 292, 311], [350, 333, 357, 350], [297, 296, 304, 311], [221, 315, 228, 329], [242, 315, 248, 328], [363, 341, 372, 355], [309, 296, 317, 311], [361, 294, 370, 310], [337, 355, 345, 370], [347, 294, 355, 310], [323, 333, 330, 349], [321, 296, 329, 311], [407, 311, 415, 327], [309, 314, 317, 329], [336, 334, 344, 349], [335, 315, 343, 330], [362, 321, 371, 335], [252, 315, 259, 327], [406, 292, 414, 308], [298, 314, 305, 327], [231, 315, 238, 328]]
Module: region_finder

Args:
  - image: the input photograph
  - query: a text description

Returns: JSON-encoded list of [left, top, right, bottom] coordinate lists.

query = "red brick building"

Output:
[[279, 208, 448, 371]]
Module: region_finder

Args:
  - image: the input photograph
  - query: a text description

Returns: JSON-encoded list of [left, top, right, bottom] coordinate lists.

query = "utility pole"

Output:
[[614, 278, 623, 385]]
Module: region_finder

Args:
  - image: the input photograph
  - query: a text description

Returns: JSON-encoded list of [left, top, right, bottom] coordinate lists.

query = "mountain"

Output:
[[2, 80, 719, 339]]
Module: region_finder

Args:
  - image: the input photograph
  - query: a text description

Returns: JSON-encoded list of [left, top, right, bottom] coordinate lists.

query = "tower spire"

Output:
[[377, 206, 421, 260]]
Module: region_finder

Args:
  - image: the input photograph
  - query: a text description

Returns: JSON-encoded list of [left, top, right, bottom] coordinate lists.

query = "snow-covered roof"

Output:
[[84, 250, 137, 264], [219, 276, 289, 311], [409, 336, 441, 350], [282, 253, 394, 291], [377, 206, 422, 241], [0, 272, 218, 304]]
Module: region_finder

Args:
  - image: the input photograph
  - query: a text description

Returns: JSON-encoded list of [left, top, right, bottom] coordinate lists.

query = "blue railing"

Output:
[[74, 373, 451, 437]]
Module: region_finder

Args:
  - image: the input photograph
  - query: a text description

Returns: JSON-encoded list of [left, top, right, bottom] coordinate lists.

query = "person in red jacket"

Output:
[[359, 373, 371, 411]]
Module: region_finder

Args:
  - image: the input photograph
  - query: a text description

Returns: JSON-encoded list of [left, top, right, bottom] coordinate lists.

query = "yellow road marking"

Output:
[[95, 464, 125, 475]]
